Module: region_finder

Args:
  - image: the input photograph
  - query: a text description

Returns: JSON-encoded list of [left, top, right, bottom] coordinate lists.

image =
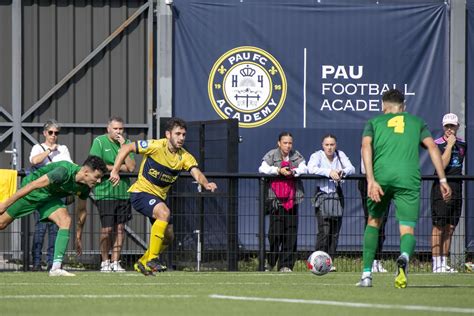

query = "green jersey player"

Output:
[[0, 156, 107, 276], [357, 89, 451, 288]]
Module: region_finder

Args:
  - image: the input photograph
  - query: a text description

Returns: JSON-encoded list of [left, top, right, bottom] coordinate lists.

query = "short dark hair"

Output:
[[108, 116, 124, 125], [83, 155, 107, 174], [166, 117, 187, 132], [321, 133, 337, 143], [278, 131, 293, 141], [382, 89, 405, 104]]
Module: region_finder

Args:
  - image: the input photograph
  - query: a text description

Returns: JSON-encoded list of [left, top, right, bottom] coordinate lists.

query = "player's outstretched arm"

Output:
[[0, 175, 50, 215], [75, 198, 87, 256], [423, 137, 452, 201], [190, 167, 217, 192], [110, 142, 136, 186]]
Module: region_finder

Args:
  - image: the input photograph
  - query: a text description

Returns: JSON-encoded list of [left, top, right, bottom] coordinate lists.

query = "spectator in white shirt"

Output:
[[29, 120, 73, 271], [308, 134, 355, 271]]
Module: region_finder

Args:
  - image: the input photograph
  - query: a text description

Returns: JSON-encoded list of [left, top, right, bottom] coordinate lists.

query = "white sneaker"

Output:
[[372, 260, 388, 273], [100, 260, 112, 272], [433, 266, 447, 273], [356, 275, 373, 287], [444, 265, 458, 273], [111, 261, 126, 273], [49, 268, 75, 277], [279, 267, 292, 273]]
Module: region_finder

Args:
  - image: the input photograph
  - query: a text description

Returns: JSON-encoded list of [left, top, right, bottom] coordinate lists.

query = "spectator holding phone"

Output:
[[308, 134, 355, 271], [259, 132, 307, 272]]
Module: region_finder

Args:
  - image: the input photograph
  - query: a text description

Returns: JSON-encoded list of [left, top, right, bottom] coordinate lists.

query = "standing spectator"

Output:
[[308, 134, 355, 272], [356, 89, 450, 288], [109, 117, 217, 276], [358, 155, 388, 273], [90, 117, 136, 272], [431, 113, 466, 273], [29, 120, 72, 271], [258, 132, 307, 273]]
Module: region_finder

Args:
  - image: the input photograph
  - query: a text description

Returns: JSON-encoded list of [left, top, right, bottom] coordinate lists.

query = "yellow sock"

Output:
[[140, 243, 168, 264], [148, 219, 168, 261], [139, 250, 149, 264]]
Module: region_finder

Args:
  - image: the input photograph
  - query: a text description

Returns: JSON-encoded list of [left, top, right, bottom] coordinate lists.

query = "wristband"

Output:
[[439, 178, 447, 183]]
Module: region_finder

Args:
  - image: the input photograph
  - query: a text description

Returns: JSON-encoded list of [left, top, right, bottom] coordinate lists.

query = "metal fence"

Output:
[[0, 173, 472, 273]]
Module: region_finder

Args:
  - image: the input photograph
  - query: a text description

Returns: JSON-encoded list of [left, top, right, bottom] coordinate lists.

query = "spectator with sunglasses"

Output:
[[29, 120, 72, 271]]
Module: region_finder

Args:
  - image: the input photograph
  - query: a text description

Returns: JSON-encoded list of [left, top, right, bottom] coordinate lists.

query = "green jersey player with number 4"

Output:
[[357, 89, 451, 289]]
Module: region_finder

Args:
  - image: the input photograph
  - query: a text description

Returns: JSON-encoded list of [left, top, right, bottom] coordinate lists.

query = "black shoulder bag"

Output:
[[335, 150, 345, 209]]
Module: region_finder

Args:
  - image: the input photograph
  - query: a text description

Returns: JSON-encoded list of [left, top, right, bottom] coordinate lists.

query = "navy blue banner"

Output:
[[466, 0, 474, 252], [172, 0, 450, 251]]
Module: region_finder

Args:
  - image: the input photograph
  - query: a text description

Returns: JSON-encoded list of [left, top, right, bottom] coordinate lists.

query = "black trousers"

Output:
[[315, 211, 342, 258], [267, 205, 298, 270], [358, 178, 389, 258]]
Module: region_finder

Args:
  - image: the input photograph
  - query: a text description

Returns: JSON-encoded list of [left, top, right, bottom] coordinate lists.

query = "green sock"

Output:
[[53, 229, 70, 264], [400, 233, 416, 258], [362, 225, 379, 272]]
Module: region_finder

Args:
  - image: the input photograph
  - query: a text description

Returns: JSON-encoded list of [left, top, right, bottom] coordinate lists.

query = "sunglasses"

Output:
[[47, 130, 59, 136]]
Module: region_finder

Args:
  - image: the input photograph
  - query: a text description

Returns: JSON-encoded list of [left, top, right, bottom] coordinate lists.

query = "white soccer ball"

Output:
[[307, 251, 332, 276]]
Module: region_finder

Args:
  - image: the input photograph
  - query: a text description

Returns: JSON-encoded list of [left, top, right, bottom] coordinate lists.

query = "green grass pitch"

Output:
[[1, 271, 473, 315]]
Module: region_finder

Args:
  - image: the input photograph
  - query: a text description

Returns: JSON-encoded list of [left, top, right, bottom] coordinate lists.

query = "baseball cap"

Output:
[[442, 113, 459, 126]]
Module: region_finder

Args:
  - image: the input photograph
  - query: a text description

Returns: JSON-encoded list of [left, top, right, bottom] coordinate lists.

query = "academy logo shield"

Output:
[[208, 46, 287, 128]]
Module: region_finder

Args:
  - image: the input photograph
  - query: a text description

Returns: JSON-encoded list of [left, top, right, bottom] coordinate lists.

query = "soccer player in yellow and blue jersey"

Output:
[[110, 117, 217, 275], [357, 89, 451, 288]]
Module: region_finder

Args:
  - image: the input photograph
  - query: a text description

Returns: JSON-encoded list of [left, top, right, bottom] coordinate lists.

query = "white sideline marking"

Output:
[[0, 294, 194, 299], [209, 294, 474, 314], [2, 282, 270, 286]]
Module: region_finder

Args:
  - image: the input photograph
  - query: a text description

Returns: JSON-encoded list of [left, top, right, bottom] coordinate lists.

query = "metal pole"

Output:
[[227, 177, 238, 271], [12, 0, 22, 264], [194, 230, 201, 272], [449, 0, 466, 269], [146, 0, 154, 139], [258, 178, 266, 271], [155, 0, 173, 135]]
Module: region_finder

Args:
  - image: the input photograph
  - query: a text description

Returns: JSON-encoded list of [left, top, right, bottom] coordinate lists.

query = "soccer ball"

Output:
[[307, 251, 332, 276]]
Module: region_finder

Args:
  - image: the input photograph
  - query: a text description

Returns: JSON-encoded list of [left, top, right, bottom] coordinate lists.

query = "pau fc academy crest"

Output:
[[208, 46, 287, 128]]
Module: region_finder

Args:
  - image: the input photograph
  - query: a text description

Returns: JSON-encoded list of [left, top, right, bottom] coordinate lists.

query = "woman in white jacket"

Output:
[[307, 134, 355, 272]]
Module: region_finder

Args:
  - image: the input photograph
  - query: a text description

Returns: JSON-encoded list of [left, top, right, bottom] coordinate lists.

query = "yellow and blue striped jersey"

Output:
[[128, 138, 198, 199]]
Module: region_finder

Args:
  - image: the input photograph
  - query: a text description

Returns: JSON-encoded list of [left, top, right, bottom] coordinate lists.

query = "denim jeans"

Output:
[[31, 211, 59, 266]]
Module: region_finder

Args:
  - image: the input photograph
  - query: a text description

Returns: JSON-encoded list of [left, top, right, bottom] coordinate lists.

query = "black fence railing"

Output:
[[0, 173, 473, 273]]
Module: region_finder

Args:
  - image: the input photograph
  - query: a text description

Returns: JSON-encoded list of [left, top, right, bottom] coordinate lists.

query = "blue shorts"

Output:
[[130, 192, 172, 224]]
